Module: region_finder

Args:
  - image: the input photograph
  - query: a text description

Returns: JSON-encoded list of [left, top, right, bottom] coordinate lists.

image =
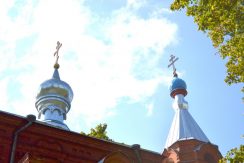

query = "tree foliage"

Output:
[[170, 0, 244, 90], [220, 145, 244, 163], [81, 123, 111, 141]]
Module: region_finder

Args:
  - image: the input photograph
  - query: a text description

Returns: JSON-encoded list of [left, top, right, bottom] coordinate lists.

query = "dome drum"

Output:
[[39, 105, 66, 120], [41, 106, 65, 116], [36, 95, 71, 118]]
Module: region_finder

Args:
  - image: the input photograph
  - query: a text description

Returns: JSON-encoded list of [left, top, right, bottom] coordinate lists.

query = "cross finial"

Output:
[[168, 54, 179, 77], [54, 41, 62, 69]]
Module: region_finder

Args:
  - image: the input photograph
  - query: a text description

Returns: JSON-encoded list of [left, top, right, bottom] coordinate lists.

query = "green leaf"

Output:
[[170, 0, 244, 95]]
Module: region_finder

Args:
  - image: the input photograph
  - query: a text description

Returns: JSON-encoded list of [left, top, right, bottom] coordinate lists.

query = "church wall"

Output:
[[0, 111, 164, 163]]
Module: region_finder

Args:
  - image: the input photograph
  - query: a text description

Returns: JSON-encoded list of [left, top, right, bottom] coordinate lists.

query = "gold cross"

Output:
[[54, 41, 62, 69], [168, 54, 179, 76]]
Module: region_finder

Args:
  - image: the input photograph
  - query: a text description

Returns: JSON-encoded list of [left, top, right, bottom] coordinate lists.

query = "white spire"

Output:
[[165, 55, 209, 148], [165, 94, 209, 148]]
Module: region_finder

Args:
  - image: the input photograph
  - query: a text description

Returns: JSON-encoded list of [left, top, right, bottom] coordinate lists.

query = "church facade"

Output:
[[0, 45, 222, 163], [0, 111, 164, 162]]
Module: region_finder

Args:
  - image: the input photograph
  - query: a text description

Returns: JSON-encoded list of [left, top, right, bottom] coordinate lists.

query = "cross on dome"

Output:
[[168, 54, 179, 77], [54, 41, 62, 69]]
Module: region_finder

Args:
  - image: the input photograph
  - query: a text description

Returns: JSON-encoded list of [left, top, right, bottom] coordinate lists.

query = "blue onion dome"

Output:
[[35, 68, 73, 115], [170, 76, 187, 98]]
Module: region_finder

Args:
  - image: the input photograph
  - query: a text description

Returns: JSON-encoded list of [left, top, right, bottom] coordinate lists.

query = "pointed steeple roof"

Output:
[[165, 98, 209, 148]]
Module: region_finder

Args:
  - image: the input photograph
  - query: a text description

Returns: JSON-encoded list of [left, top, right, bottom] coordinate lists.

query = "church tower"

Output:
[[35, 42, 73, 130], [163, 55, 222, 163]]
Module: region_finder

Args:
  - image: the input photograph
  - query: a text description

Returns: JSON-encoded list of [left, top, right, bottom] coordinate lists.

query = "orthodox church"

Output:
[[0, 43, 222, 163]]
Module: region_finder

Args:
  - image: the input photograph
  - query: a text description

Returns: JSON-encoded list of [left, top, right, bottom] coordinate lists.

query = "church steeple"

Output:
[[165, 55, 209, 147], [163, 55, 221, 163], [35, 42, 73, 130]]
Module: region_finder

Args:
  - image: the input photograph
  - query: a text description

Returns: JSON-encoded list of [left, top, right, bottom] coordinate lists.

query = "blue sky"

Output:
[[0, 0, 243, 156]]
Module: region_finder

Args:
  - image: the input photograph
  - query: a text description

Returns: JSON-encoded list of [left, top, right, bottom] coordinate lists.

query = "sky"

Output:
[[0, 0, 243, 156]]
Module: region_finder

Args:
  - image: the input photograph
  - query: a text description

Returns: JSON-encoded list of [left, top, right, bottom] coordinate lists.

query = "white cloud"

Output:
[[0, 0, 178, 131]]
